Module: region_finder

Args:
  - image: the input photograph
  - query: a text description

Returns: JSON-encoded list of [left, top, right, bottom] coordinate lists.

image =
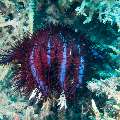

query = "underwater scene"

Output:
[[0, 0, 120, 120]]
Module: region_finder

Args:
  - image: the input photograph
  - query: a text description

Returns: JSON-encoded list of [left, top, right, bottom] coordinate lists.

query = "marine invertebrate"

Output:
[[0, 25, 105, 110]]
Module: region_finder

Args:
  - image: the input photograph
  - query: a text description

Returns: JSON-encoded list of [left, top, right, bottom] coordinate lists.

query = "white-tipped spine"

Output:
[[58, 91, 67, 110]]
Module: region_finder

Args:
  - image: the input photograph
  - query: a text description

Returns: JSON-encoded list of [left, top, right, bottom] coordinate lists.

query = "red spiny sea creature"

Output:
[[1, 25, 104, 109]]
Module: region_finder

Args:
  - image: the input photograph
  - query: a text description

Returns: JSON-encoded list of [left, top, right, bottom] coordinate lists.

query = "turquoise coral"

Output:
[[75, 0, 120, 31]]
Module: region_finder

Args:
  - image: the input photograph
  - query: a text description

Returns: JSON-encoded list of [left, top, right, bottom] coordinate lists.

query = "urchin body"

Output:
[[0, 25, 104, 109]]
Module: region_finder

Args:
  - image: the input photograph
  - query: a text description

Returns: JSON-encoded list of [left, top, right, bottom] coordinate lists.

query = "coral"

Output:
[[0, 0, 32, 53], [87, 77, 120, 119], [75, 0, 120, 32], [0, 0, 120, 120], [0, 65, 27, 120]]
